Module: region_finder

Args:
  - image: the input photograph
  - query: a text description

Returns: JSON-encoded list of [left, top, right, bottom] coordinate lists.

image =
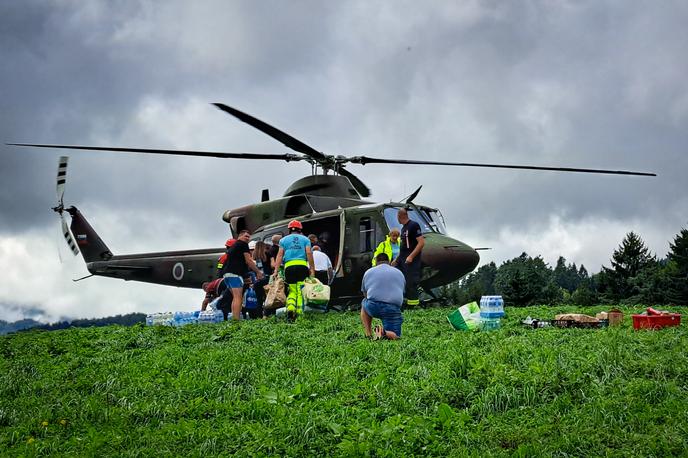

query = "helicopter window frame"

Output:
[[359, 216, 375, 253], [383, 207, 436, 234], [419, 207, 448, 235]]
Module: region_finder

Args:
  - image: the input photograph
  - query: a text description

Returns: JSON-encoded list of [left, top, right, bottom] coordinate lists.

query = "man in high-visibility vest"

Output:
[[272, 220, 315, 321]]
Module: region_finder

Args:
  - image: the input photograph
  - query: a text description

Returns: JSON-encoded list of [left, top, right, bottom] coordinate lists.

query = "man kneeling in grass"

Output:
[[360, 252, 406, 340]]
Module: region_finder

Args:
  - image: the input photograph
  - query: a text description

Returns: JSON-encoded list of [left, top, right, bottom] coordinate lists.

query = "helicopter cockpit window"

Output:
[[383, 207, 435, 234], [420, 208, 447, 235], [359, 217, 375, 253]]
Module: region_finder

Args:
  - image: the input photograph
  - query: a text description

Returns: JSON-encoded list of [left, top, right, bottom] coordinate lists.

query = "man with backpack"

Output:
[[219, 230, 264, 321]]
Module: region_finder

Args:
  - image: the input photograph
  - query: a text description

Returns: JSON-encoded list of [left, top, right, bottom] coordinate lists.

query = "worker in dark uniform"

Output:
[[272, 220, 315, 321], [396, 208, 424, 308]]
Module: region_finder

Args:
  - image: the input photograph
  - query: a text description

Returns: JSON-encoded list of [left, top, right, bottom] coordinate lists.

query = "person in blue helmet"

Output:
[[272, 220, 315, 321]]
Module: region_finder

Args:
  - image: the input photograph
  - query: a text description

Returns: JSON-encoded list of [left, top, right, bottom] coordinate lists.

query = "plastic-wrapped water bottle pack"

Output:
[[198, 309, 224, 324], [479, 295, 505, 319], [479, 295, 505, 330], [145, 312, 174, 326], [146, 310, 221, 326]]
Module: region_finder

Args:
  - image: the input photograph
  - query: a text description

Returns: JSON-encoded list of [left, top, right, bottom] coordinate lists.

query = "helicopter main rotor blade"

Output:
[[213, 103, 329, 163], [7, 143, 307, 162], [346, 156, 656, 177], [339, 168, 371, 198], [212, 103, 374, 197]]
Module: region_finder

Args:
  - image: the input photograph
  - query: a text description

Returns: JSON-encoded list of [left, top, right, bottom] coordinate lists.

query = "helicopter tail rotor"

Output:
[[54, 156, 80, 257], [60, 212, 80, 256]]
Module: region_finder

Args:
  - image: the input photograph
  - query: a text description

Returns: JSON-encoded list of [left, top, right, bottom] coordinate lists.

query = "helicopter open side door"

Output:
[[299, 209, 345, 279]]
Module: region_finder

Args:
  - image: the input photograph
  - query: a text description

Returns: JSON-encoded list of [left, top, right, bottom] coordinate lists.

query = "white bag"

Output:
[[302, 277, 330, 306]]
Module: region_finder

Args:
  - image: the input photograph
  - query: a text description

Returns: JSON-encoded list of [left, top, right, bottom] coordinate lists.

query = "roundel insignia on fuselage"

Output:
[[172, 262, 184, 281]]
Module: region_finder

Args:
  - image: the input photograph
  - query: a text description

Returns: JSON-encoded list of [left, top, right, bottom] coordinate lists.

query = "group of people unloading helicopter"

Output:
[[201, 208, 424, 336]]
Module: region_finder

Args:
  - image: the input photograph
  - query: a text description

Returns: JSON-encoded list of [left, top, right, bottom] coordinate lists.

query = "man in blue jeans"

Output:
[[360, 252, 406, 340]]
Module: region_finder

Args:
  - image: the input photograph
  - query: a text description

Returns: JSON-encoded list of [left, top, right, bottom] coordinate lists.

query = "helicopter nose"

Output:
[[420, 234, 480, 288]]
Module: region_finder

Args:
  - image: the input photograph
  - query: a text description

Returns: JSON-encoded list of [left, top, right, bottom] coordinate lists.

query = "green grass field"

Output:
[[2, 305, 687, 457]]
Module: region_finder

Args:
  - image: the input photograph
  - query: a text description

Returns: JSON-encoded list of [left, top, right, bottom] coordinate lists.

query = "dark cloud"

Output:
[[1, 1, 687, 318]]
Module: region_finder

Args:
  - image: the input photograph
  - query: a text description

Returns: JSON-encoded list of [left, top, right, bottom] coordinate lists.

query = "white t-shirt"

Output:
[[312, 250, 332, 271]]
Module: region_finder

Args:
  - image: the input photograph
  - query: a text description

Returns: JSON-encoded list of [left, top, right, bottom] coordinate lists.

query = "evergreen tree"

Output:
[[552, 256, 583, 293], [601, 231, 655, 301], [444, 262, 497, 305], [578, 265, 590, 287], [627, 261, 669, 304], [570, 283, 597, 306], [494, 253, 553, 306], [552, 256, 569, 291], [666, 228, 688, 304]]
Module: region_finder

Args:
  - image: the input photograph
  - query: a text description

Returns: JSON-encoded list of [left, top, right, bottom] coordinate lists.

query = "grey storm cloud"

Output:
[[1, 1, 687, 320]]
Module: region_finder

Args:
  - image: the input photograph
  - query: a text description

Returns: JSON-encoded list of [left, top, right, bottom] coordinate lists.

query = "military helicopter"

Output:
[[9, 103, 655, 306]]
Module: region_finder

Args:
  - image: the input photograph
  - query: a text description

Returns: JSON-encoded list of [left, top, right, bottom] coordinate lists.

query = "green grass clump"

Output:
[[1, 305, 687, 456]]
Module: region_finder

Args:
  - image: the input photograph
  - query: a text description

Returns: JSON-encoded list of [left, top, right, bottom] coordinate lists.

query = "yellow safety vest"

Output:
[[372, 236, 399, 266]]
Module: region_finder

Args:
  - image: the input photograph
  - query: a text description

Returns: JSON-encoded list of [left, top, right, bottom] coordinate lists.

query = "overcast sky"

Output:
[[1, 1, 686, 322]]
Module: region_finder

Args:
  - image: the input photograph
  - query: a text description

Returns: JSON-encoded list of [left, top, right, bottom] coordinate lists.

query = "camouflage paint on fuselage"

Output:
[[70, 175, 480, 304]]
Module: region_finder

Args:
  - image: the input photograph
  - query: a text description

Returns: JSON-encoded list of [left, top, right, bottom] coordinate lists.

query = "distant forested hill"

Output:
[[0, 319, 43, 335], [0, 313, 146, 334]]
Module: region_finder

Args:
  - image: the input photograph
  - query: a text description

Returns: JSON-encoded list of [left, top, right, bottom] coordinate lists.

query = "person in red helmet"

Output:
[[273, 220, 315, 321]]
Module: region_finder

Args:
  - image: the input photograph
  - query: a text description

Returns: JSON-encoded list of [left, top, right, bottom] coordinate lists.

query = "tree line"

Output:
[[443, 228, 688, 307], [0, 313, 147, 334]]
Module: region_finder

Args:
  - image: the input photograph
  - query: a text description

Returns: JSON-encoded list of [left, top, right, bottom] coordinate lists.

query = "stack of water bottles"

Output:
[[146, 310, 222, 326], [145, 311, 174, 326], [479, 295, 505, 330], [172, 311, 200, 327], [198, 309, 224, 324]]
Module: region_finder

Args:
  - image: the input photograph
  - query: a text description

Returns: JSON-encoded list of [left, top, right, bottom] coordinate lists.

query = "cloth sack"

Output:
[[447, 301, 481, 331], [302, 277, 330, 306], [264, 275, 287, 310]]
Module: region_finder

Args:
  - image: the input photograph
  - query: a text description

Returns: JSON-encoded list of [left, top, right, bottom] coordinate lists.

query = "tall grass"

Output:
[[1, 305, 686, 456]]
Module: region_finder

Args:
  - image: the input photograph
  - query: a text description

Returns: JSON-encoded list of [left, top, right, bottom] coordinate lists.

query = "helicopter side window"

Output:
[[359, 217, 375, 253]]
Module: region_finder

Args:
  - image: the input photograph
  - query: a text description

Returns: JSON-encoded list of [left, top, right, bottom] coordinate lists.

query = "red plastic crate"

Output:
[[632, 313, 681, 330]]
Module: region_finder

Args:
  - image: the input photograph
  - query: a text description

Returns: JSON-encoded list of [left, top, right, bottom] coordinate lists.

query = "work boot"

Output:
[[286, 304, 297, 322]]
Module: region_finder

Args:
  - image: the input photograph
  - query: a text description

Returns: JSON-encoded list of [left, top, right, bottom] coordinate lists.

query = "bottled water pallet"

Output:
[[146, 310, 223, 326]]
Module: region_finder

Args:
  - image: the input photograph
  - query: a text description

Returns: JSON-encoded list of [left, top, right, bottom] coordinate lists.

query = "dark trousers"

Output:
[[214, 280, 231, 320], [396, 255, 421, 306], [253, 276, 269, 312], [315, 270, 329, 285]]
